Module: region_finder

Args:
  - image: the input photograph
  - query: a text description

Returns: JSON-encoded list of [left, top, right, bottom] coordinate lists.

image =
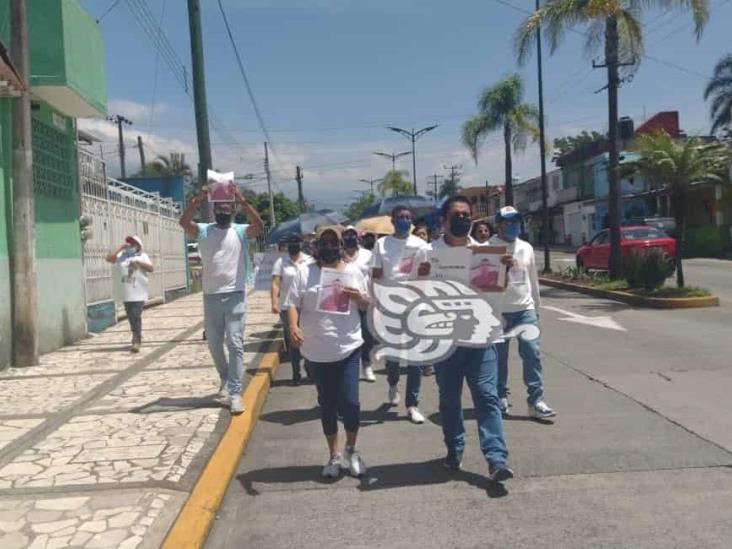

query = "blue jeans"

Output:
[[307, 348, 361, 436], [496, 309, 544, 406], [386, 361, 422, 408], [280, 311, 303, 379], [434, 345, 508, 468], [203, 292, 246, 396]]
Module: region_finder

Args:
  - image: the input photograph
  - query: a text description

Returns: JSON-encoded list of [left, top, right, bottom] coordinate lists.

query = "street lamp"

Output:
[[373, 150, 412, 172], [358, 177, 381, 195], [387, 125, 439, 194]]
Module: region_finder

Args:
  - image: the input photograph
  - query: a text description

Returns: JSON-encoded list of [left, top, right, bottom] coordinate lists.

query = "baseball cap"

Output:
[[496, 206, 522, 222]]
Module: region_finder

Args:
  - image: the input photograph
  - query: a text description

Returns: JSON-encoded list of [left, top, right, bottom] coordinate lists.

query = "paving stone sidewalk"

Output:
[[0, 291, 279, 549]]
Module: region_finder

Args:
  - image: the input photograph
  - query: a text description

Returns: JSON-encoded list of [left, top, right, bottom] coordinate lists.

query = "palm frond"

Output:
[[461, 115, 492, 164], [617, 8, 644, 64]]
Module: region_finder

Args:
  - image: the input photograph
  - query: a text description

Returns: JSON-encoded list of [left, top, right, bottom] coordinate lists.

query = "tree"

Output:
[[138, 152, 193, 178], [461, 73, 539, 206], [553, 130, 605, 158], [250, 192, 299, 228], [623, 131, 730, 287], [378, 169, 412, 196], [704, 54, 732, 136], [344, 191, 376, 221], [516, 0, 709, 279], [438, 173, 462, 199]]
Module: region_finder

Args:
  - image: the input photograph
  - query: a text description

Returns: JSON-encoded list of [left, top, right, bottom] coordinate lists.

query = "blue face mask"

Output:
[[503, 223, 521, 241], [394, 218, 411, 235]]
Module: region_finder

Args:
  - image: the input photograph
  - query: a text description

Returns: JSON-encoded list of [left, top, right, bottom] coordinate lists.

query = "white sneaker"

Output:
[[230, 395, 245, 415], [499, 397, 509, 417], [343, 447, 366, 477], [388, 385, 400, 406], [529, 401, 556, 419], [407, 406, 425, 424], [215, 382, 231, 403], [362, 365, 376, 382], [321, 455, 342, 478]]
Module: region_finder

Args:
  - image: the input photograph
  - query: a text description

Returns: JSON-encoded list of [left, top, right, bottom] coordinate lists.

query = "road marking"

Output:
[[542, 305, 627, 332]]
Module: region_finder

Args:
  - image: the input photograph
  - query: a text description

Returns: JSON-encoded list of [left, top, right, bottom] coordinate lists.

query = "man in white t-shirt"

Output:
[[271, 234, 314, 385], [489, 206, 556, 421], [342, 226, 376, 382], [106, 235, 153, 353], [371, 205, 430, 424], [179, 183, 264, 415]]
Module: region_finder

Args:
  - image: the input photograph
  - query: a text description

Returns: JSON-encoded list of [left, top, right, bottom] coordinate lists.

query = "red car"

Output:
[[576, 225, 677, 270]]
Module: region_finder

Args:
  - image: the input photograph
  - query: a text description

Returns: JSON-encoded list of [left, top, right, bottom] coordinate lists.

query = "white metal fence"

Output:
[[78, 148, 187, 306]]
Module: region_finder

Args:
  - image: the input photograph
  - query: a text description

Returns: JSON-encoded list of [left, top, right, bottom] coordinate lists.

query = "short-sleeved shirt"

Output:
[[371, 234, 429, 281], [197, 223, 249, 295], [284, 263, 367, 363], [116, 249, 151, 302], [272, 253, 314, 308], [344, 248, 373, 284]]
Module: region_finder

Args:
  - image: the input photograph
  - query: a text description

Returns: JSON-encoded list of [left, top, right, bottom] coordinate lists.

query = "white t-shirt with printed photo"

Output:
[[116, 249, 152, 302], [371, 234, 429, 281], [272, 253, 314, 308], [344, 248, 372, 284], [284, 262, 367, 363]]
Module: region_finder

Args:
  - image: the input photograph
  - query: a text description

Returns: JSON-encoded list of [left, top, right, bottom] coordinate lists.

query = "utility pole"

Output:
[[10, 0, 38, 366], [187, 0, 212, 220], [264, 142, 275, 227], [359, 178, 377, 194], [137, 135, 146, 176], [296, 166, 305, 211], [107, 115, 131, 178], [536, 0, 551, 274], [387, 125, 439, 195], [427, 174, 443, 201]]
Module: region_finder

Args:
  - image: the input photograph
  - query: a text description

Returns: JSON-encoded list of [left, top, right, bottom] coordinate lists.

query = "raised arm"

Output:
[[105, 243, 126, 264], [179, 187, 208, 240], [232, 184, 264, 238]]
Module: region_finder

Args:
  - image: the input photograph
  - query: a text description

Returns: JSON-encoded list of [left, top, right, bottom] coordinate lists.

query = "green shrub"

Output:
[[623, 249, 644, 289], [685, 226, 731, 257]]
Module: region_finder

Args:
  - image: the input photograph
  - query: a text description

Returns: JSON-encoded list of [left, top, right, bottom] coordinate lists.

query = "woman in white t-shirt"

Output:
[[285, 226, 370, 479]]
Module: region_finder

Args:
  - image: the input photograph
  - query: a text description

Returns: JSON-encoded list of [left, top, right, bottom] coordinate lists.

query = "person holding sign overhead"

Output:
[[371, 206, 430, 424], [490, 206, 556, 421], [285, 226, 370, 478], [415, 196, 514, 483]]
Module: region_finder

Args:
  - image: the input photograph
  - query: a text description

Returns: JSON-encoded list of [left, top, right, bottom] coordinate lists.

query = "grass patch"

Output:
[[633, 286, 712, 298]]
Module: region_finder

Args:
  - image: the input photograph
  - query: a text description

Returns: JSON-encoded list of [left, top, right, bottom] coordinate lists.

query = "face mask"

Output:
[[215, 212, 232, 227], [287, 244, 301, 256], [362, 238, 375, 251], [503, 224, 521, 241], [343, 236, 359, 250], [449, 215, 472, 238], [319, 247, 340, 264], [394, 218, 411, 236]]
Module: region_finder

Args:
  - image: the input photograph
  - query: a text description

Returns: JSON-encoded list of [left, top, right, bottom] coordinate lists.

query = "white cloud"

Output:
[[107, 99, 170, 122]]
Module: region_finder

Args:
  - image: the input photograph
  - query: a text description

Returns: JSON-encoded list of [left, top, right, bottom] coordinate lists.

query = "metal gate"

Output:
[[78, 148, 187, 307]]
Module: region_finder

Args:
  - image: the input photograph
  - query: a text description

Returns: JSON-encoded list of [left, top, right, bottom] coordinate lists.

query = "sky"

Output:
[[77, 0, 732, 212]]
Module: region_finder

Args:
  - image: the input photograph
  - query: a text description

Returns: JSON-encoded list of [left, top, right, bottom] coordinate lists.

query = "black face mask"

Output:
[[319, 247, 340, 264], [449, 214, 472, 238], [287, 244, 301, 256], [362, 237, 375, 250], [215, 213, 232, 227], [343, 236, 359, 250]]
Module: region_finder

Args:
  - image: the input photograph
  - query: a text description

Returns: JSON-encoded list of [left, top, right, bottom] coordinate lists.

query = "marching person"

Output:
[[412, 221, 431, 243], [271, 234, 314, 385], [471, 218, 492, 244], [342, 226, 376, 382], [106, 236, 153, 353], [285, 226, 370, 478], [371, 205, 430, 424], [416, 196, 513, 483], [490, 206, 556, 420], [179, 184, 264, 415]]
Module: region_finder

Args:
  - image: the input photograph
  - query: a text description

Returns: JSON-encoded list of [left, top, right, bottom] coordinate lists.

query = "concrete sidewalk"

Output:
[[0, 291, 278, 549]]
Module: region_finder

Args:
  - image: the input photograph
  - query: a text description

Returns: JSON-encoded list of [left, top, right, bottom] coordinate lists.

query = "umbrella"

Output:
[[265, 210, 347, 245], [358, 195, 436, 220], [354, 215, 394, 235]]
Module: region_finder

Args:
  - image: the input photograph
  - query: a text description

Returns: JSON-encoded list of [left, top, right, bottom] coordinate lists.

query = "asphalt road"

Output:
[[207, 283, 732, 549]]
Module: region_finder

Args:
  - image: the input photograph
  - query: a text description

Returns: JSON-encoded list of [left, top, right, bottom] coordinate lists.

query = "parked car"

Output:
[[187, 242, 201, 267], [623, 216, 677, 238], [576, 225, 676, 271]]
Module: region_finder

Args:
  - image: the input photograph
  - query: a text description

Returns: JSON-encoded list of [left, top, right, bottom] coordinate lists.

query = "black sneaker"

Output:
[[291, 374, 302, 387], [488, 463, 514, 482], [443, 450, 463, 471]]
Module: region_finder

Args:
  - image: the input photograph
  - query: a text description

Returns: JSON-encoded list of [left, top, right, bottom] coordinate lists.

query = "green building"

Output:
[[0, 0, 106, 367]]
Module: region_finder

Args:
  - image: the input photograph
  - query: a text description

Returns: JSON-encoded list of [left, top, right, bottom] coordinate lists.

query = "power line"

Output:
[[96, 0, 122, 23]]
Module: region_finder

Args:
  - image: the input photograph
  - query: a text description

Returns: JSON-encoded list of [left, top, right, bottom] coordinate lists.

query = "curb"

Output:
[[539, 277, 719, 309], [161, 335, 283, 549]]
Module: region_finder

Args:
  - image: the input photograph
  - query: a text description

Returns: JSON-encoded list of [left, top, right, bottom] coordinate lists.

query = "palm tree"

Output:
[[623, 131, 730, 287], [461, 73, 539, 206], [378, 169, 412, 196], [438, 175, 462, 199], [515, 0, 709, 278], [139, 152, 192, 177], [704, 54, 732, 135]]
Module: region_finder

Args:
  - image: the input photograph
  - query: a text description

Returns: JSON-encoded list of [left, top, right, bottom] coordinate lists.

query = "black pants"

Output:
[[124, 301, 144, 343]]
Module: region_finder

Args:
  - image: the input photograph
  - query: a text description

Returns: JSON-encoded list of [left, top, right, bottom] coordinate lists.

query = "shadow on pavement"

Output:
[[426, 410, 554, 426], [259, 403, 407, 428], [132, 395, 227, 413]]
